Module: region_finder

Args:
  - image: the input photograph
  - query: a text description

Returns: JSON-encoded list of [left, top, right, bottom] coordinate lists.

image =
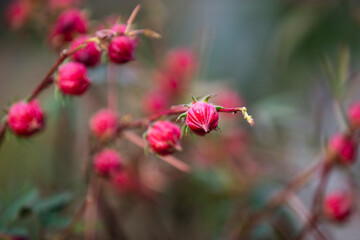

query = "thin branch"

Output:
[[295, 162, 333, 240], [237, 160, 322, 239], [125, 5, 141, 33]]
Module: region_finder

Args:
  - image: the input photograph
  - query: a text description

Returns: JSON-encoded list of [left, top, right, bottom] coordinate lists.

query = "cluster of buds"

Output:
[[143, 95, 253, 156], [318, 101, 360, 223], [142, 48, 198, 115]]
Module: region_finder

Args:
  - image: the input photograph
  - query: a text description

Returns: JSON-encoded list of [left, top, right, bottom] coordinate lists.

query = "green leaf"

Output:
[[0, 189, 39, 225], [34, 192, 72, 214]]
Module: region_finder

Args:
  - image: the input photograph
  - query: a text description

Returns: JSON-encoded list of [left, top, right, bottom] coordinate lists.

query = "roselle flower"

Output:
[[8, 100, 44, 137], [47, 0, 80, 11], [142, 89, 170, 115], [69, 35, 102, 67], [329, 133, 357, 165], [324, 191, 353, 222], [57, 61, 91, 95], [108, 35, 137, 64], [112, 171, 137, 194], [164, 48, 197, 78], [348, 101, 360, 129], [49, 8, 88, 49], [147, 121, 181, 155], [90, 109, 118, 140], [94, 148, 123, 177], [155, 71, 185, 96], [111, 23, 127, 35], [4, 0, 31, 30], [186, 101, 219, 135]]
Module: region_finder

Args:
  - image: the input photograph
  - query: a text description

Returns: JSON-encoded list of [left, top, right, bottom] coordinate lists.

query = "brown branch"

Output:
[[119, 106, 188, 130], [122, 130, 190, 172], [237, 160, 321, 239], [295, 161, 333, 240], [287, 193, 328, 240], [0, 43, 89, 149]]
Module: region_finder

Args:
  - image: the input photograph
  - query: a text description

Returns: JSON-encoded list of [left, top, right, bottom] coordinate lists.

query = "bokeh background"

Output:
[[1, 0, 360, 239]]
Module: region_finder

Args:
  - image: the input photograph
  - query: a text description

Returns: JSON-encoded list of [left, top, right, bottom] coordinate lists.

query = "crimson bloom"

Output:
[[69, 35, 102, 67], [324, 191, 353, 222], [57, 61, 91, 95], [147, 121, 181, 155], [329, 133, 357, 165], [186, 101, 219, 135], [108, 35, 137, 64], [90, 109, 118, 140], [94, 148, 123, 177], [8, 100, 45, 137]]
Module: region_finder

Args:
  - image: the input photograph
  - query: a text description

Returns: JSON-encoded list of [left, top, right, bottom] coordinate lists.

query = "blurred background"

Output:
[[1, 0, 360, 239]]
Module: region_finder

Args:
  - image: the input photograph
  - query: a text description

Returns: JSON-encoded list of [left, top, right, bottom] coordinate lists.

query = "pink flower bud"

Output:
[[93, 148, 123, 177], [110, 23, 127, 35], [108, 36, 136, 64], [186, 101, 219, 135], [142, 89, 170, 115], [4, 0, 31, 30], [147, 121, 181, 155], [348, 101, 360, 129], [69, 35, 102, 67], [164, 48, 197, 78], [112, 171, 137, 194], [47, 0, 80, 11], [155, 71, 185, 96], [49, 8, 88, 49], [329, 133, 357, 165], [89, 109, 118, 140], [57, 61, 91, 95], [324, 191, 353, 222], [8, 100, 45, 137]]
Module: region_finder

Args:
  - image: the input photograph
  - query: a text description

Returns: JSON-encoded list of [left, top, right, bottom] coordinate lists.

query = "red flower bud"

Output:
[[142, 89, 170, 115], [164, 48, 197, 78], [69, 35, 102, 67], [324, 191, 353, 222], [93, 148, 123, 177], [110, 23, 127, 35], [112, 171, 137, 194], [155, 71, 185, 96], [47, 0, 80, 11], [57, 61, 91, 95], [108, 36, 136, 64], [8, 100, 45, 137], [90, 109, 118, 140], [147, 121, 181, 155], [186, 101, 219, 135], [49, 8, 88, 49], [348, 101, 360, 129], [329, 133, 357, 165], [4, 0, 31, 30]]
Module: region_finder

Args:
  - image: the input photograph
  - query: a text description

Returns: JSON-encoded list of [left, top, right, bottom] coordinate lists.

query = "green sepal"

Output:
[[200, 94, 213, 103], [181, 124, 189, 138], [176, 112, 187, 121], [215, 105, 225, 111], [217, 126, 222, 132], [191, 95, 198, 102], [144, 143, 150, 156]]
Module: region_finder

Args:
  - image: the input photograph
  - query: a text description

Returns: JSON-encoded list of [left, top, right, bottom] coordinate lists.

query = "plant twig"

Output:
[[295, 161, 333, 240]]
